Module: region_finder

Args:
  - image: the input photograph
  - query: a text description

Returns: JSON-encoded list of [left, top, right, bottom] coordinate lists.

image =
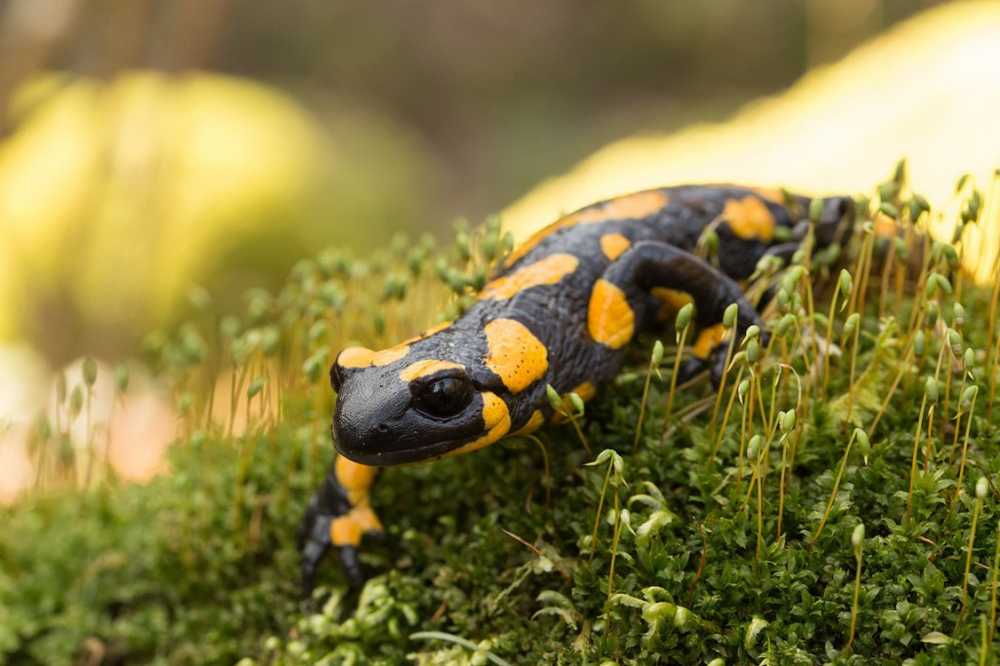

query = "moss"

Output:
[[5, 168, 1000, 664]]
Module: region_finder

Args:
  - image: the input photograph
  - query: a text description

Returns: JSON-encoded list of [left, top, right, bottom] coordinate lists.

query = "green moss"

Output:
[[5, 169, 1000, 664]]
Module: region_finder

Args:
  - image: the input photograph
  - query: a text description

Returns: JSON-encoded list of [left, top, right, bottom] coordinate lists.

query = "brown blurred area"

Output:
[[1, 0, 940, 227], [210, 0, 944, 217]]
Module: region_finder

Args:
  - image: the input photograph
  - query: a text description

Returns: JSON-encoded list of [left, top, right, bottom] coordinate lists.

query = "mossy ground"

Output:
[[4, 169, 1000, 664]]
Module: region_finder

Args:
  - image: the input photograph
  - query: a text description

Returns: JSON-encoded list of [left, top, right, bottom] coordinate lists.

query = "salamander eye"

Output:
[[413, 376, 473, 418]]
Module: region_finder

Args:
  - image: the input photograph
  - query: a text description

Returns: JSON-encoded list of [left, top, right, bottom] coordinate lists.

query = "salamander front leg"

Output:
[[598, 241, 765, 386], [299, 456, 382, 595]]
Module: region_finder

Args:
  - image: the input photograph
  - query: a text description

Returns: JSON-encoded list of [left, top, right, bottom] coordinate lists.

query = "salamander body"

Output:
[[300, 184, 853, 589]]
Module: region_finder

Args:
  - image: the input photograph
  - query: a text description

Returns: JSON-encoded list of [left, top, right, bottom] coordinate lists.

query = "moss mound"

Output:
[[4, 169, 1000, 664]]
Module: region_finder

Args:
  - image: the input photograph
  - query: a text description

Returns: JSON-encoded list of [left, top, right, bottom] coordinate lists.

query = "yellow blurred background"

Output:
[[501, 1, 1000, 276], [1, 0, 999, 498], [6, 0, 999, 364]]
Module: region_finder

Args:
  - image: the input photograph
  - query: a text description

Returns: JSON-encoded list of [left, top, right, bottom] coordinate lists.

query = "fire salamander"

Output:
[[300, 184, 853, 591]]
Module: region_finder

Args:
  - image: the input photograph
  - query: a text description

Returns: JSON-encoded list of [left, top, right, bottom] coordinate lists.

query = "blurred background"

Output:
[[1, 0, 999, 498]]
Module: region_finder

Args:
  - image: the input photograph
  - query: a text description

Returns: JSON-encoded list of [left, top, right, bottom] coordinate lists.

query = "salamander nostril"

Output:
[[330, 364, 344, 392]]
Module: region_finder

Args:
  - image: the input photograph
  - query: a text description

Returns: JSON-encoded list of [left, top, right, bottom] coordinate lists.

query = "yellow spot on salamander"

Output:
[[587, 279, 635, 349], [570, 190, 669, 225], [692, 324, 728, 359], [723, 195, 776, 241], [874, 211, 898, 238], [484, 318, 548, 394], [335, 456, 379, 505], [551, 382, 597, 423], [650, 287, 694, 320], [330, 506, 383, 546], [480, 253, 579, 300], [504, 190, 669, 267], [600, 233, 631, 260], [750, 187, 784, 203], [399, 359, 465, 382], [398, 320, 454, 345], [510, 409, 544, 437], [330, 458, 382, 545], [422, 320, 453, 336], [337, 344, 410, 369], [574, 382, 597, 401], [445, 392, 511, 456]]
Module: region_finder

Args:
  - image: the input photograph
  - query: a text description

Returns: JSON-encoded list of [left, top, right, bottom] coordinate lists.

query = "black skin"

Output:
[[298, 466, 365, 589], [300, 184, 854, 593]]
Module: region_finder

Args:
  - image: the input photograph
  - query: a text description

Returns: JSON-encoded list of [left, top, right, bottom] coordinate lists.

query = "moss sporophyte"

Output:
[[8, 168, 1000, 664]]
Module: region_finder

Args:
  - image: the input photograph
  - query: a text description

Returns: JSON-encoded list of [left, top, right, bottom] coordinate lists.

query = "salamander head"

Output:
[[329, 331, 512, 466]]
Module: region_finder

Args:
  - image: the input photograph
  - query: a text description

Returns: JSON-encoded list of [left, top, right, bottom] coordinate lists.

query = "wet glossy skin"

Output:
[[301, 183, 853, 590], [330, 185, 849, 464]]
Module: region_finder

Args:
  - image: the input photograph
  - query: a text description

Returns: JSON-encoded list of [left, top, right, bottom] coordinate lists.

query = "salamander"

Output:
[[299, 184, 853, 591]]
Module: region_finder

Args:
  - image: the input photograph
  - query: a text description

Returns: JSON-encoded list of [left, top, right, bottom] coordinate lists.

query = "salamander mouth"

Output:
[[333, 435, 465, 466]]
